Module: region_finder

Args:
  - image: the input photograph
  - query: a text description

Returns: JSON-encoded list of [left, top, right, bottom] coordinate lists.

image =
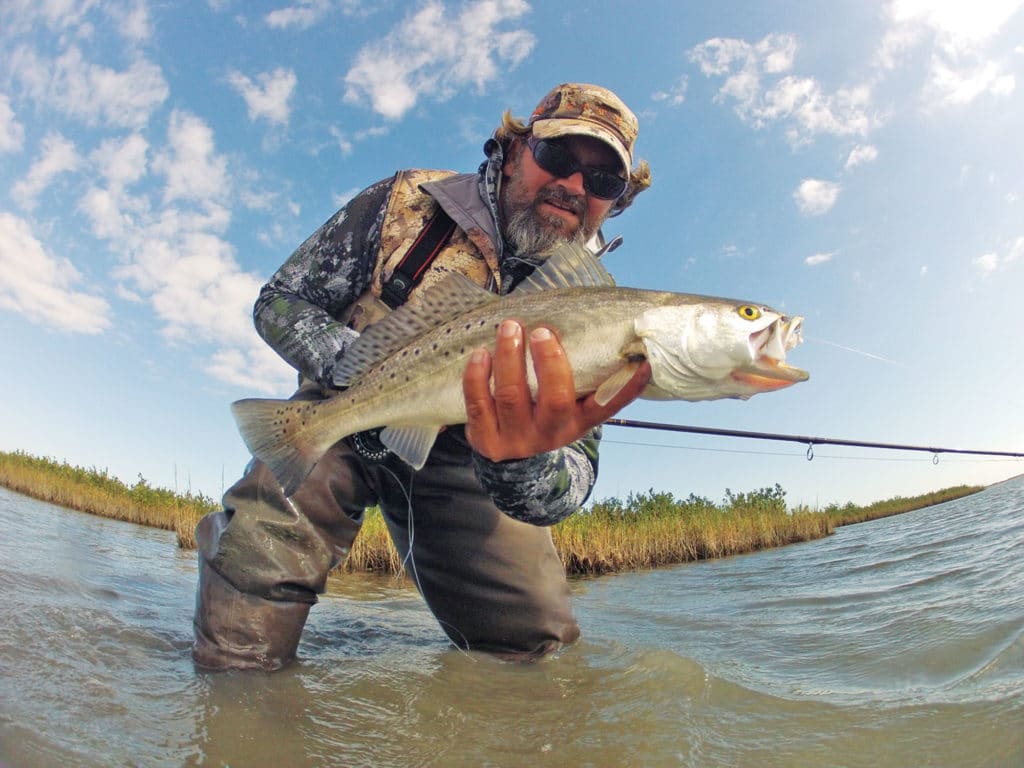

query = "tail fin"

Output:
[[231, 398, 322, 497]]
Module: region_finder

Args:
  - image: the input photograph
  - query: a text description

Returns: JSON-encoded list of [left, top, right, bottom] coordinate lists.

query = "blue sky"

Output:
[[1, 0, 1022, 508]]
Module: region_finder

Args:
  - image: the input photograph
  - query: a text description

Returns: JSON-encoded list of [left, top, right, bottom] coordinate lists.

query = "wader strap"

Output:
[[379, 208, 458, 310]]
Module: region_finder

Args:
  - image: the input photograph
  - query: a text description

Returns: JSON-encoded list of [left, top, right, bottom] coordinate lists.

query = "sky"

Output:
[[1, 0, 1022, 509]]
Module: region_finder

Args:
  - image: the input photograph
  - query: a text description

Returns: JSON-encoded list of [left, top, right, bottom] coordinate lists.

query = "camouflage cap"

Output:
[[528, 83, 638, 174]]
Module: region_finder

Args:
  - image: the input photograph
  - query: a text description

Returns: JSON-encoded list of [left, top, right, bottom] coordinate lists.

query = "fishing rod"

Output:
[[603, 419, 1024, 462]]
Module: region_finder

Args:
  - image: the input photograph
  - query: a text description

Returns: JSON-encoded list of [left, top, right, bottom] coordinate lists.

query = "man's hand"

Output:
[[463, 319, 652, 461]]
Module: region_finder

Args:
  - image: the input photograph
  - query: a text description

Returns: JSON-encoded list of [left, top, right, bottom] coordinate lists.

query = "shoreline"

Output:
[[0, 449, 984, 577]]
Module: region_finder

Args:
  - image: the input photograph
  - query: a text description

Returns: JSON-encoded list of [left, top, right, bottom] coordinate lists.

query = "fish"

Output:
[[232, 243, 808, 495]]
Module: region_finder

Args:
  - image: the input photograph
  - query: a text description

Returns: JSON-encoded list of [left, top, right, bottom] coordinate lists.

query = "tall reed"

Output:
[[0, 449, 983, 577]]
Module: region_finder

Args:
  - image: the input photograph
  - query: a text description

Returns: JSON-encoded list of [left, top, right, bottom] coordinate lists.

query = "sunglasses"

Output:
[[526, 136, 628, 200]]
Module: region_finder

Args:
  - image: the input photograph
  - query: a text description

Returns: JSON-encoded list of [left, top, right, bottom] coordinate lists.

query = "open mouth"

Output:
[[732, 316, 809, 390]]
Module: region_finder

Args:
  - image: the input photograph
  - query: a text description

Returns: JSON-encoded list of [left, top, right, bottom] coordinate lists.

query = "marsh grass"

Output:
[[0, 450, 217, 546], [0, 450, 983, 577]]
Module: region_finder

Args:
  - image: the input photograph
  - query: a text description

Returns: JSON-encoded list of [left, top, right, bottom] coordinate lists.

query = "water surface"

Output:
[[0, 478, 1021, 767]]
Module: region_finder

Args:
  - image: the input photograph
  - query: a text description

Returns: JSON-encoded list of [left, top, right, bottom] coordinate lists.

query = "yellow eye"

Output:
[[737, 305, 762, 321]]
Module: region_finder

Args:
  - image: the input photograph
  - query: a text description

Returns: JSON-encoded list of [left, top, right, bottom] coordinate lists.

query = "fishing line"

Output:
[[378, 461, 475, 659], [804, 335, 908, 367]]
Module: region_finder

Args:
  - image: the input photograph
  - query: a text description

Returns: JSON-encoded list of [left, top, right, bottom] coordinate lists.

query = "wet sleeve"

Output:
[[472, 427, 602, 525], [254, 177, 393, 386]]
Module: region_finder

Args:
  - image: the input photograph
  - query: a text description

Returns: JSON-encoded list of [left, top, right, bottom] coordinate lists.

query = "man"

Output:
[[192, 83, 652, 671]]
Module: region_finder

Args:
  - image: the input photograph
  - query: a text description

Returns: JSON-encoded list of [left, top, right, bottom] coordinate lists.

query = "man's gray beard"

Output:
[[502, 201, 587, 258]]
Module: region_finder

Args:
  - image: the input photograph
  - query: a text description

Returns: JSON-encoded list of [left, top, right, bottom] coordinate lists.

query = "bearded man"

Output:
[[193, 83, 652, 671]]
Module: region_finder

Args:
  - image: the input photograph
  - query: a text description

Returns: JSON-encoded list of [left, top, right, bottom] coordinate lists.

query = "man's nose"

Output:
[[554, 170, 586, 197]]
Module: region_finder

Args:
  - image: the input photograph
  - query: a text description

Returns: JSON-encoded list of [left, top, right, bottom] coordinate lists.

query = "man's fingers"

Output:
[[529, 326, 577, 434], [462, 346, 497, 447], [491, 320, 532, 427]]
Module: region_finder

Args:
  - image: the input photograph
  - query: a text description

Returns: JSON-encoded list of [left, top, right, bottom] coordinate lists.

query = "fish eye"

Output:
[[737, 305, 762, 321]]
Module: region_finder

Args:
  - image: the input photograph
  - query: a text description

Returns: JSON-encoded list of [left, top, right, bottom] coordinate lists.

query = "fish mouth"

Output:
[[732, 316, 809, 390]]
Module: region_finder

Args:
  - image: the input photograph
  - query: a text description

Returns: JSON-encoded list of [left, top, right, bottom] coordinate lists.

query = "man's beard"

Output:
[[501, 186, 590, 257]]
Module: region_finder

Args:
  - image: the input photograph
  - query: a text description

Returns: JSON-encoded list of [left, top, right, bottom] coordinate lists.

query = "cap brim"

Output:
[[531, 118, 631, 175]]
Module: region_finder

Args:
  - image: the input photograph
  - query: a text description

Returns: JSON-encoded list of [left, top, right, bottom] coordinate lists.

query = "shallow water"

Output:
[[0, 477, 1021, 767]]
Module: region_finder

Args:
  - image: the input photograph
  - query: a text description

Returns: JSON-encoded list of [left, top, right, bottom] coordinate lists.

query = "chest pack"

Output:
[[378, 207, 458, 310]]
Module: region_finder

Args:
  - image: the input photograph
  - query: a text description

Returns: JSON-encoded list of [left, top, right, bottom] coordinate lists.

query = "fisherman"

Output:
[[192, 83, 653, 670]]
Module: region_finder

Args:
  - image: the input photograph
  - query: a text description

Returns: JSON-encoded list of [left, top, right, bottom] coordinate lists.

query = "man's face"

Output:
[[499, 134, 623, 255]]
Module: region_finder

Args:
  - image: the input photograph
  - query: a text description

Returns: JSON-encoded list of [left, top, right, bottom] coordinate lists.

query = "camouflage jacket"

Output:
[[252, 142, 604, 524]]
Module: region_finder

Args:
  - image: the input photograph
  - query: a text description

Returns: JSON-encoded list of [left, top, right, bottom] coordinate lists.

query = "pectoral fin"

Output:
[[594, 362, 644, 407], [381, 425, 443, 470]]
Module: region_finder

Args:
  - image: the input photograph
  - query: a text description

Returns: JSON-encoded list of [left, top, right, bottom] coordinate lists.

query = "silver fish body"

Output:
[[233, 245, 807, 495]]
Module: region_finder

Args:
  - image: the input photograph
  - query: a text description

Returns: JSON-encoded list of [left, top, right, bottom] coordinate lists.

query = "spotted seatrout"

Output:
[[233, 244, 808, 495]]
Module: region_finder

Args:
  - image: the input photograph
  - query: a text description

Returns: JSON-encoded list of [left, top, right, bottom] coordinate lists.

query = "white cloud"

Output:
[[653, 77, 689, 106], [0, 94, 25, 153], [805, 251, 835, 266], [227, 67, 297, 126], [12, 132, 81, 210], [845, 144, 879, 169], [689, 34, 876, 144], [265, 0, 333, 29], [794, 179, 841, 215], [974, 251, 999, 273], [924, 58, 1015, 105], [879, 0, 1022, 107], [91, 133, 150, 188], [344, 0, 535, 119], [0, 211, 112, 334], [64, 110, 295, 393], [153, 110, 230, 205], [11, 45, 168, 129], [972, 235, 1023, 275]]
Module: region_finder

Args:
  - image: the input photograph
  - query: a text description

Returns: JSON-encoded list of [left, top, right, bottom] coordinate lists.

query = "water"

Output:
[[0, 478, 1021, 768]]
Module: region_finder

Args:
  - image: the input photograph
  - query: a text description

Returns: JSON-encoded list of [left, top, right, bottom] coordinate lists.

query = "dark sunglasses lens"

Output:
[[532, 140, 574, 177], [585, 170, 627, 200], [530, 139, 626, 200]]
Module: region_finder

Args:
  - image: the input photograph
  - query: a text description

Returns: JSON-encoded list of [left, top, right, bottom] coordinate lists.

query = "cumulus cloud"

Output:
[[0, 94, 24, 153], [343, 0, 535, 119], [974, 235, 1024, 275], [794, 179, 841, 215], [805, 251, 836, 266], [69, 110, 294, 393], [153, 110, 230, 205], [845, 144, 879, 169], [0, 211, 112, 334], [12, 132, 81, 210], [10, 45, 168, 129], [879, 0, 1021, 107], [689, 33, 876, 144], [227, 67, 297, 126], [653, 77, 689, 106], [265, 0, 334, 29]]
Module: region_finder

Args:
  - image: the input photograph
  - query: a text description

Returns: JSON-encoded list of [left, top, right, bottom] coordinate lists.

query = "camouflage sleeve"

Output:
[[472, 427, 602, 526], [254, 177, 394, 386]]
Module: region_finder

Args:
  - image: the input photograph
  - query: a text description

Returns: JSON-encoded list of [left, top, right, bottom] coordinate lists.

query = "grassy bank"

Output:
[[0, 449, 983, 576]]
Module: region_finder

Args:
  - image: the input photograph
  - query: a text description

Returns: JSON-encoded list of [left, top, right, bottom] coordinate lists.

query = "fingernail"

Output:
[[470, 348, 489, 364], [530, 327, 552, 342], [500, 320, 520, 338]]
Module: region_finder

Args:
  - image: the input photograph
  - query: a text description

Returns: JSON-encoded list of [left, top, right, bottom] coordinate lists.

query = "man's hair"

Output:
[[494, 110, 651, 217]]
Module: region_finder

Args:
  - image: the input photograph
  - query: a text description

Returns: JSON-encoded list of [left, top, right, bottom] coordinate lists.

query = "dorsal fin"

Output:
[[513, 241, 616, 295], [334, 273, 497, 386]]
